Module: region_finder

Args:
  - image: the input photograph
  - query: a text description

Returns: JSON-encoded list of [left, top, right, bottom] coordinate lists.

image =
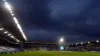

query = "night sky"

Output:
[[8, 0, 100, 44]]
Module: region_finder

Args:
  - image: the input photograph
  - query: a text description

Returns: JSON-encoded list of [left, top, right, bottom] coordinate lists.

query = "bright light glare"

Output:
[[96, 40, 99, 43], [4, 31, 8, 34], [0, 28, 3, 30], [5, 2, 8, 4], [59, 37, 64, 44], [22, 32, 27, 40], [8, 33, 11, 36], [88, 42, 90, 44], [14, 18, 27, 40], [13, 17, 18, 24], [4, 2, 11, 11], [60, 46, 64, 50], [10, 36, 14, 38], [3, 0, 27, 41], [60, 38, 64, 42], [11, 13, 14, 16]]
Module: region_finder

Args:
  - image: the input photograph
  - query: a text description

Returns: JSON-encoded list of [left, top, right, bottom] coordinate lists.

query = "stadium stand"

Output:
[[24, 41, 59, 51], [65, 40, 100, 52], [23, 40, 100, 52], [0, 0, 26, 54], [0, 1, 100, 55], [0, 46, 20, 54]]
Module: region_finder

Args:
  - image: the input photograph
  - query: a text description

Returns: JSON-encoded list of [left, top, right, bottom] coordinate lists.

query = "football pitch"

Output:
[[0, 51, 100, 56]]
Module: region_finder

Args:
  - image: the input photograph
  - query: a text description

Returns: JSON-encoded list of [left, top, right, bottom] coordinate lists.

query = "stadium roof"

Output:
[[0, 0, 27, 43]]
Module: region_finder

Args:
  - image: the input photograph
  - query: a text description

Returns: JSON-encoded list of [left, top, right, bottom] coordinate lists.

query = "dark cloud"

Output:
[[9, 0, 100, 44]]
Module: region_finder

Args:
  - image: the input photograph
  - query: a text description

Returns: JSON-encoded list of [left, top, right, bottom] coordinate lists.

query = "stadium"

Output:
[[0, 0, 100, 56]]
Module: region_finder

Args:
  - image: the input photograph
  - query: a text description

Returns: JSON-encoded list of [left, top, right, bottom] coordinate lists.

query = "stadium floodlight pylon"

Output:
[[3, 0, 27, 41], [58, 36, 65, 50]]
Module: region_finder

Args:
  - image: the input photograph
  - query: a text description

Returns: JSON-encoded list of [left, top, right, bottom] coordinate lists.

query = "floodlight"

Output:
[[11, 13, 14, 16], [4, 31, 8, 34], [96, 40, 99, 43], [4, 2, 12, 11], [8, 33, 11, 36], [3, 0, 27, 41], [59, 37, 64, 43], [60, 46, 64, 50], [10, 36, 14, 38], [13, 17, 18, 24], [60, 38, 64, 42], [0, 28, 3, 30], [88, 42, 90, 44]]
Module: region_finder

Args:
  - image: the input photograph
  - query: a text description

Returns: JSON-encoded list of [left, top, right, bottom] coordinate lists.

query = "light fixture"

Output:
[[4, 31, 8, 34], [60, 38, 64, 42], [8, 33, 11, 36], [3, 0, 27, 41], [13, 17, 18, 24], [88, 42, 90, 44], [96, 40, 99, 43], [0, 28, 3, 30], [10, 36, 14, 38], [4, 2, 12, 11], [60, 46, 64, 50], [59, 37, 64, 43], [11, 13, 14, 16]]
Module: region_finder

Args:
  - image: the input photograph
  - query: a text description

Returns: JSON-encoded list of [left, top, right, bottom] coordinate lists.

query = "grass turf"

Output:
[[0, 51, 100, 56]]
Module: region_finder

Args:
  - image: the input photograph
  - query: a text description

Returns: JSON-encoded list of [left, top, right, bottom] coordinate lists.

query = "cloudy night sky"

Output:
[[7, 0, 100, 44]]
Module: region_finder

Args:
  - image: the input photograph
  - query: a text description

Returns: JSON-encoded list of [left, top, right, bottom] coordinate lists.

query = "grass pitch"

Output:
[[0, 51, 100, 56]]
